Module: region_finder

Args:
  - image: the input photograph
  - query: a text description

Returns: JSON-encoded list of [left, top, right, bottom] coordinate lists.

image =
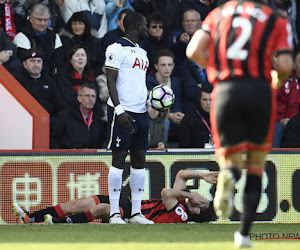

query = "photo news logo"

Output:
[[250, 233, 300, 240]]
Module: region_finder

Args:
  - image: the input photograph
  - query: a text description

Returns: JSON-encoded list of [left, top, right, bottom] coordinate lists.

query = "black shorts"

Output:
[[211, 78, 275, 156], [106, 105, 150, 150], [95, 195, 132, 219]]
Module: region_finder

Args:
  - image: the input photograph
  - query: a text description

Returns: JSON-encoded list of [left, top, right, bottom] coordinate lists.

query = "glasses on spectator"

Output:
[[79, 94, 96, 99], [31, 16, 50, 23], [183, 19, 200, 23], [150, 24, 163, 29]]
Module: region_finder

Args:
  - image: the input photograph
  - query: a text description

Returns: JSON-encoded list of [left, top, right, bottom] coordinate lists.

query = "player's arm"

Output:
[[173, 169, 218, 190], [161, 188, 202, 211], [186, 29, 210, 68], [106, 67, 134, 133]]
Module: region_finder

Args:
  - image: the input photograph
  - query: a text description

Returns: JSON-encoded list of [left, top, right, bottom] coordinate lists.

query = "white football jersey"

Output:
[[105, 37, 149, 113]]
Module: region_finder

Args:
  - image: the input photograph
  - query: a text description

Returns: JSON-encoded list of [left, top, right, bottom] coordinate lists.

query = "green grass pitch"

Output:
[[0, 223, 299, 250]]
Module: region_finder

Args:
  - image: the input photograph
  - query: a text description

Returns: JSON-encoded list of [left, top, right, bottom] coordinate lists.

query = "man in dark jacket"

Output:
[[14, 48, 65, 117], [178, 86, 213, 148], [13, 3, 64, 76], [50, 83, 106, 149]]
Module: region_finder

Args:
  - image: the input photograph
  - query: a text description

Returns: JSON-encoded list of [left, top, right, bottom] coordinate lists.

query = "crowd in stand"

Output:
[[0, 0, 299, 149]]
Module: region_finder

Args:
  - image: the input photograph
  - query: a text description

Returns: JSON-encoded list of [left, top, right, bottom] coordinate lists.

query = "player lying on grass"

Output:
[[13, 170, 218, 224]]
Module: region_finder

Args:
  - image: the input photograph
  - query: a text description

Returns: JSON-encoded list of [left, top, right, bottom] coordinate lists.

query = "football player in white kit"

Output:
[[105, 12, 153, 224]]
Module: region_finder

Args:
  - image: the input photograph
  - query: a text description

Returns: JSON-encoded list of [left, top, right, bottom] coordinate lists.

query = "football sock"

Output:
[[130, 167, 145, 215], [29, 206, 61, 222], [108, 166, 123, 216], [239, 172, 262, 236], [54, 210, 93, 224], [225, 166, 241, 183]]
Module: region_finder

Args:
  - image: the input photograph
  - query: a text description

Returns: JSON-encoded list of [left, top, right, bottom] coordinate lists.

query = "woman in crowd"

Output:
[[55, 44, 102, 114], [60, 11, 104, 78]]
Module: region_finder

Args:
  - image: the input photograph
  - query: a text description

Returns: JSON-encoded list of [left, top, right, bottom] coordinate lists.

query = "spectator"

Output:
[[275, 0, 298, 47], [180, 0, 210, 22], [13, 3, 64, 76], [0, 0, 17, 41], [55, 45, 101, 112], [11, 0, 65, 33], [273, 50, 300, 147], [132, 0, 181, 36], [181, 58, 212, 114], [14, 48, 65, 118], [105, 0, 134, 32], [60, 11, 104, 78], [101, 8, 132, 56], [61, 0, 107, 38], [167, 9, 201, 74], [281, 106, 300, 148], [50, 83, 107, 149], [178, 86, 213, 148], [147, 104, 168, 149], [146, 48, 183, 144], [0, 29, 22, 76], [139, 12, 167, 74]]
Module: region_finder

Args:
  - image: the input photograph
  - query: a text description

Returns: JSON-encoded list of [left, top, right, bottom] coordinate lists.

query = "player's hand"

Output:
[[202, 171, 218, 184], [118, 112, 135, 133], [189, 193, 209, 206]]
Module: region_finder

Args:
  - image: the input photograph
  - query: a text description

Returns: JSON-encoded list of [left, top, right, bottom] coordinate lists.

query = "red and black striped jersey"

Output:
[[141, 198, 189, 223], [202, 0, 293, 84]]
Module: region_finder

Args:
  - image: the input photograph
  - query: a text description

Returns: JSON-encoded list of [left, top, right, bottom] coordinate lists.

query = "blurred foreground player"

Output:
[[13, 170, 218, 224], [186, 0, 293, 248]]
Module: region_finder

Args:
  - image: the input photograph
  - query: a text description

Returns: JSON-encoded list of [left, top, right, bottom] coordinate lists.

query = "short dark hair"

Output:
[[118, 9, 133, 20], [123, 12, 145, 31], [188, 201, 216, 223], [154, 48, 175, 64], [65, 11, 92, 38], [201, 86, 213, 95], [78, 83, 96, 95], [147, 12, 163, 26]]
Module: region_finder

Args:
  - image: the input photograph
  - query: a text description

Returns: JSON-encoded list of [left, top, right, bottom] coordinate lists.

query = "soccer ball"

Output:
[[149, 85, 175, 111]]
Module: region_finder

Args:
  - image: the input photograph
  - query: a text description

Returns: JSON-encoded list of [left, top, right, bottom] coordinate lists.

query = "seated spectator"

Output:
[[281, 108, 300, 148], [178, 86, 213, 148], [275, 0, 298, 47], [180, 0, 210, 22], [55, 44, 103, 118], [167, 9, 202, 74], [132, 0, 182, 36], [105, 0, 134, 32], [273, 49, 300, 147], [0, 0, 17, 41], [61, 0, 107, 38], [181, 58, 212, 114], [101, 8, 131, 56], [0, 29, 22, 76], [139, 12, 167, 74], [13, 3, 64, 76], [60, 11, 104, 78], [50, 83, 107, 149], [11, 0, 65, 34], [147, 104, 168, 149], [146, 48, 183, 143], [14, 48, 65, 118]]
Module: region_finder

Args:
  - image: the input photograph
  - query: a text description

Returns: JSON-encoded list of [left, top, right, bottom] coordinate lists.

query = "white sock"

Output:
[[108, 166, 123, 216], [130, 167, 145, 216]]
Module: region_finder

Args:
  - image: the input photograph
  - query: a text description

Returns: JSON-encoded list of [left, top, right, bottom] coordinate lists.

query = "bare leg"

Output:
[[60, 196, 97, 215]]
